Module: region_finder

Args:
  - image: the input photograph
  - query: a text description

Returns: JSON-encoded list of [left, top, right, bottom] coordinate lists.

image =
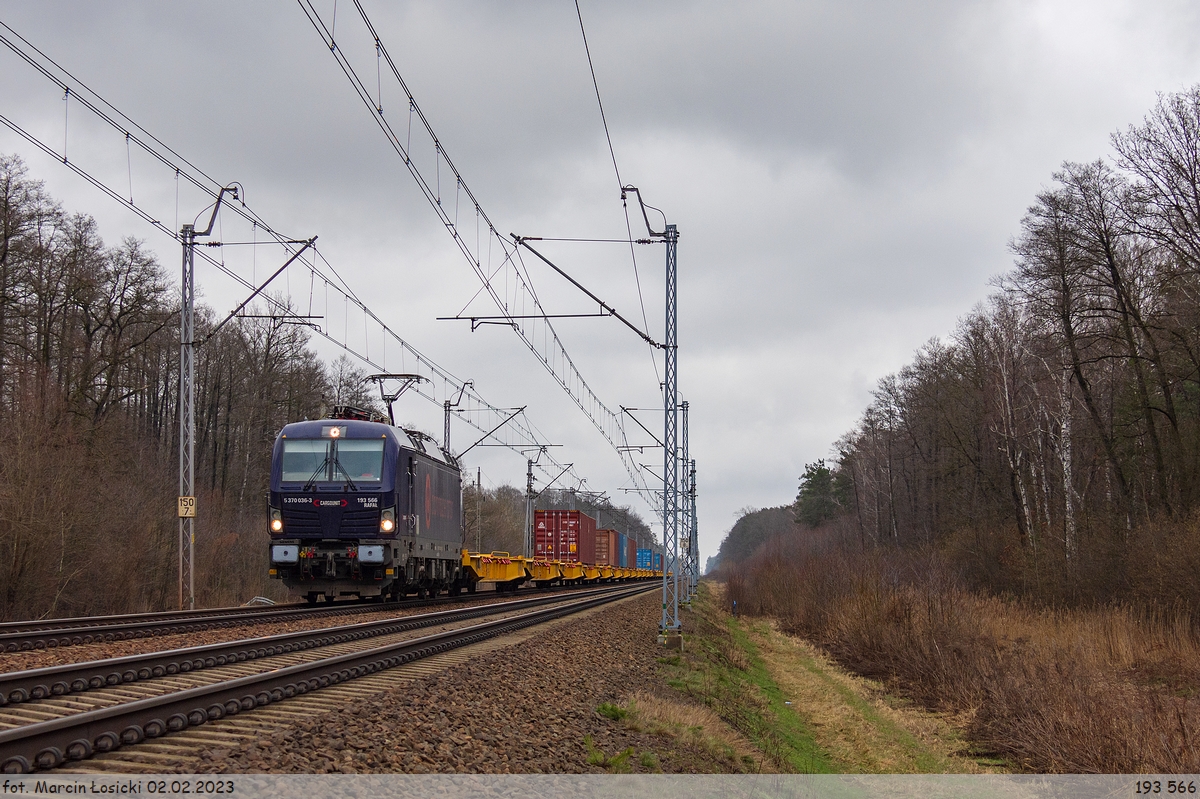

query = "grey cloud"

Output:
[[3, 0, 1200, 559]]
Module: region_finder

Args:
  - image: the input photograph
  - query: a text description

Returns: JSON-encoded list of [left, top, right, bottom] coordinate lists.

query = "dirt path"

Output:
[[679, 583, 1000, 773], [746, 618, 991, 772]]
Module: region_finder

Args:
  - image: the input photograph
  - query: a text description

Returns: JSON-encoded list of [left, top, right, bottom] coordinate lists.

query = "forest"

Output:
[[721, 86, 1200, 772], [0, 152, 349, 620], [816, 86, 1200, 608]]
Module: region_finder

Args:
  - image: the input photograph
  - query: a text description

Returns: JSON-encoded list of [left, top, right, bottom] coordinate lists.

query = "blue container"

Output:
[[637, 548, 652, 569], [617, 533, 627, 568], [654, 552, 662, 571]]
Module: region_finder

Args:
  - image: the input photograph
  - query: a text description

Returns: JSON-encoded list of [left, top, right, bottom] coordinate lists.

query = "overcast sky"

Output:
[[3, 1, 1200, 564]]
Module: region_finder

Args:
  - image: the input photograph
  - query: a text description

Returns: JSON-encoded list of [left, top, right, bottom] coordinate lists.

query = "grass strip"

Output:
[[747, 619, 975, 772], [662, 582, 837, 773]]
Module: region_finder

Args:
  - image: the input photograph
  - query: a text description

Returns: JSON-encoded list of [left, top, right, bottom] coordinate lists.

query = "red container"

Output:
[[534, 510, 597, 563], [626, 537, 637, 570], [594, 529, 619, 566], [533, 510, 559, 560]]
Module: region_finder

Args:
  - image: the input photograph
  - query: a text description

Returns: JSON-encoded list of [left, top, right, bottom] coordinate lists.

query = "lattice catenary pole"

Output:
[[178, 187, 236, 610], [660, 224, 681, 636], [689, 459, 699, 595], [681, 400, 692, 603], [178, 224, 196, 611]]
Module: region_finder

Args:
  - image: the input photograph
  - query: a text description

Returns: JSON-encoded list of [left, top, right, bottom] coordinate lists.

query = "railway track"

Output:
[[0, 582, 654, 773], [0, 584, 636, 706], [0, 594, 486, 654], [0, 601, 307, 636], [0, 580, 624, 653]]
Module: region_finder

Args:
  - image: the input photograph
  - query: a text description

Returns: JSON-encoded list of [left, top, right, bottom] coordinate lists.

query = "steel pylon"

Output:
[[689, 459, 698, 595], [680, 400, 693, 603], [660, 223, 680, 635], [178, 224, 196, 611]]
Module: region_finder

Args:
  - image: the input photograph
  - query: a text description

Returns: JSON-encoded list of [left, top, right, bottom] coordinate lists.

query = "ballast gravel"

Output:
[[198, 592, 738, 774]]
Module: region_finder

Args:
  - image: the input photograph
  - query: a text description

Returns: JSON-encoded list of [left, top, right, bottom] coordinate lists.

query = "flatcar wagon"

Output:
[[266, 407, 464, 602]]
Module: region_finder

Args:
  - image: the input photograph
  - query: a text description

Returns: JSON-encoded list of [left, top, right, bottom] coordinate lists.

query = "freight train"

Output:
[[266, 408, 664, 602], [266, 408, 465, 602]]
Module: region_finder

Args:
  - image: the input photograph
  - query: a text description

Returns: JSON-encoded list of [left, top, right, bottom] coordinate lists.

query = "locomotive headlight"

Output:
[[270, 508, 283, 533], [380, 508, 396, 533]]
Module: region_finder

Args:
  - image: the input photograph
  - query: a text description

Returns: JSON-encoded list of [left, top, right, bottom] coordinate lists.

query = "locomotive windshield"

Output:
[[281, 439, 385, 484]]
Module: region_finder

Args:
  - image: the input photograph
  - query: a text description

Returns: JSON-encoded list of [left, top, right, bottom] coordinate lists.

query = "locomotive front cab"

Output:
[[266, 415, 465, 602], [267, 419, 400, 600]]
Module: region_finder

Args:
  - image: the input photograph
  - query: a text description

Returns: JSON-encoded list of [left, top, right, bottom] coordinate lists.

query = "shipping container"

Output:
[[616, 532, 627, 568], [595, 529, 619, 566], [636, 548, 652, 569], [532, 510, 553, 559], [577, 513, 597, 566], [533, 509, 597, 563], [654, 552, 662, 571], [627, 537, 638, 572]]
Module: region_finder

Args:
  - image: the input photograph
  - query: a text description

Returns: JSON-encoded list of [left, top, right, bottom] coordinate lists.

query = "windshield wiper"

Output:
[[332, 457, 358, 492], [302, 457, 331, 492], [328, 440, 358, 492]]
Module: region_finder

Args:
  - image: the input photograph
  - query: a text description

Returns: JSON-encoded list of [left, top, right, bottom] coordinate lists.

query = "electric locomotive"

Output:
[[266, 407, 465, 602]]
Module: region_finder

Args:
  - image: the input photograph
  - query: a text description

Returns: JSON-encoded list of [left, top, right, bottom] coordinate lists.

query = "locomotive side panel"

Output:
[[406, 455, 462, 549]]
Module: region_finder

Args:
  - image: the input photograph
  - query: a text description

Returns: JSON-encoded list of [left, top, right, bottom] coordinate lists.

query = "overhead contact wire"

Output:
[[574, 0, 657, 380], [0, 33, 571, 480], [297, 0, 657, 510]]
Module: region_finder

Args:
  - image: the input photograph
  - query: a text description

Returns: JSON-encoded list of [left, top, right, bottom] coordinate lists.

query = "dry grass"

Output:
[[620, 691, 767, 770], [748, 616, 991, 773], [726, 535, 1200, 773]]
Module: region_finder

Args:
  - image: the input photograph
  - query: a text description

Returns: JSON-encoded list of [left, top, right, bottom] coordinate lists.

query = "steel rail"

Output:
[[0, 603, 309, 634], [0, 583, 644, 707], [0, 601, 415, 652], [0, 579, 621, 651], [0, 584, 654, 773]]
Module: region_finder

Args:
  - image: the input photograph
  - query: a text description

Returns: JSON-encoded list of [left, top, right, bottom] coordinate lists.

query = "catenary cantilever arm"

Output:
[[511, 235, 662, 349]]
